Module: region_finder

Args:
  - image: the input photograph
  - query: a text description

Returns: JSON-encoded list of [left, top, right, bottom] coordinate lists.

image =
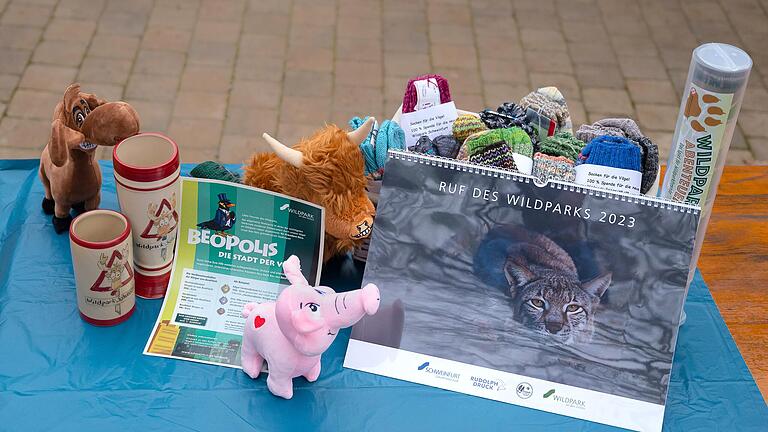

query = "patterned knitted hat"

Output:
[[578, 135, 642, 171], [433, 135, 461, 158], [452, 114, 487, 144], [537, 132, 585, 162], [469, 141, 518, 171], [575, 118, 659, 193], [479, 102, 539, 149], [190, 161, 242, 183], [465, 127, 534, 159], [402, 74, 452, 113], [413, 135, 436, 155], [519, 86, 572, 140], [533, 153, 576, 183]]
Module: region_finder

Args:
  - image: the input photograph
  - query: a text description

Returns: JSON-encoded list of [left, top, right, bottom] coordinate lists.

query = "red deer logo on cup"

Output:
[[92, 245, 134, 315], [141, 194, 179, 261]]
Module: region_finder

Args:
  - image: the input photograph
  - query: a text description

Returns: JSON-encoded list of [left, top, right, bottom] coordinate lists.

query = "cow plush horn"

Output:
[[262, 133, 303, 168], [347, 116, 376, 146]]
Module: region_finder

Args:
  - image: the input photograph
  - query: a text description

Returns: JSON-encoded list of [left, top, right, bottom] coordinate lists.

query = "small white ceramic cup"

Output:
[[69, 209, 136, 326], [113, 133, 180, 299]]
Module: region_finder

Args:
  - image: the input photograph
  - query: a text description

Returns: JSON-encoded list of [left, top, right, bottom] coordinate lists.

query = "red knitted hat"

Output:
[[402, 74, 452, 113]]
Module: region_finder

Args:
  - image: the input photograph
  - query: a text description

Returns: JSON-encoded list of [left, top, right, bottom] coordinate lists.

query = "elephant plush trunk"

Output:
[[326, 284, 380, 329]]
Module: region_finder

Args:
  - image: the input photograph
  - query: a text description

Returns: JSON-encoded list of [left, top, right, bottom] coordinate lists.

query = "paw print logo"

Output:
[[684, 87, 726, 132]]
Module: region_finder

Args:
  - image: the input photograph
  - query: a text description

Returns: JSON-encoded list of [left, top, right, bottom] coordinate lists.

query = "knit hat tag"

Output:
[[511, 153, 533, 175], [412, 78, 442, 110], [574, 164, 642, 195]]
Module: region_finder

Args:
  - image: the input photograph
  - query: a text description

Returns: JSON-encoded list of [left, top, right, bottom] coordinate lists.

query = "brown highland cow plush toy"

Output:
[[39, 84, 140, 233], [244, 117, 377, 261]]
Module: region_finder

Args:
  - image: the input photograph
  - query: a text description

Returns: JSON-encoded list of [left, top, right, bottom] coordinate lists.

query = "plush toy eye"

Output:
[[566, 304, 582, 313], [529, 298, 545, 308], [73, 107, 85, 128], [80, 99, 90, 115], [307, 303, 319, 313]]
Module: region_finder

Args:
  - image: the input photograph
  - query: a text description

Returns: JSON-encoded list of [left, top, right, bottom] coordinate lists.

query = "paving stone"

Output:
[[382, 52, 428, 78], [275, 122, 319, 148], [133, 50, 186, 76], [239, 34, 286, 58], [337, 37, 382, 62], [582, 88, 633, 115], [83, 83, 124, 102], [224, 106, 278, 136], [173, 91, 228, 120], [749, 138, 768, 162], [126, 74, 180, 102], [141, 28, 192, 52], [6, 89, 61, 120], [0, 25, 42, 50], [19, 64, 77, 92], [335, 61, 383, 88], [242, 12, 291, 36], [427, 2, 471, 25], [479, 59, 528, 84], [286, 46, 333, 72], [332, 85, 383, 116], [568, 42, 616, 66], [279, 95, 331, 124], [167, 117, 223, 149], [193, 19, 242, 44], [453, 92, 485, 113], [739, 110, 768, 138], [87, 35, 140, 59], [0, 74, 21, 102], [147, 7, 197, 31], [289, 24, 335, 50], [482, 83, 530, 109], [44, 18, 96, 42], [123, 99, 173, 132], [32, 40, 87, 66], [574, 64, 625, 89], [429, 24, 474, 46], [476, 35, 524, 61], [627, 79, 677, 105], [529, 72, 579, 100], [177, 145, 219, 162], [635, 104, 678, 132], [618, 55, 668, 80], [1, 3, 52, 28], [55, 0, 106, 20], [336, 17, 380, 40], [235, 56, 283, 82], [433, 68, 483, 95], [78, 57, 132, 84], [521, 30, 567, 52], [180, 66, 232, 93], [725, 149, 755, 165], [229, 80, 281, 109], [219, 135, 268, 164], [188, 41, 237, 67], [0, 117, 51, 148], [567, 99, 587, 128], [0, 48, 32, 75], [283, 70, 333, 98], [525, 52, 573, 74], [198, 0, 246, 22]]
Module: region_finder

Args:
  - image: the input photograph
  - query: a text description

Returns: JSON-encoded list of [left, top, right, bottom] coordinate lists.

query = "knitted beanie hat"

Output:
[[452, 114, 487, 143], [578, 135, 643, 172], [479, 102, 539, 149], [433, 135, 461, 158], [575, 118, 659, 193], [465, 127, 534, 159], [190, 161, 242, 183], [537, 132, 585, 162], [469, 141, 518, 171], [413, 135, 436, 155], [533, 152, 576, 183], [349, 116, 406, 176], [402, 74, 452, 113], [519, 87, 572, 140]]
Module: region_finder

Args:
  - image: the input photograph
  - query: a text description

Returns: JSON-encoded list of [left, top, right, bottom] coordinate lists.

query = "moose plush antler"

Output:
[[39, 84, 140, 233], [244, 118, 377, 260]]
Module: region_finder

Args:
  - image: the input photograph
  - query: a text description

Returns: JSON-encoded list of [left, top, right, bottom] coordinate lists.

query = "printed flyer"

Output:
[[345, 152, 699, 432], [144, 178, 324, 368]]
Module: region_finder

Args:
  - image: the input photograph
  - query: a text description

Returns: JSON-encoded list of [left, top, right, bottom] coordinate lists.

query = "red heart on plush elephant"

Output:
[[254, 315, 266, 329]]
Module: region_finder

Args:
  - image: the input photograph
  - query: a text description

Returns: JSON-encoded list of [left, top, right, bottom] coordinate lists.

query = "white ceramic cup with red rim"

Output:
[[69, 209, 136, 326], [113, 133, 180, 299]]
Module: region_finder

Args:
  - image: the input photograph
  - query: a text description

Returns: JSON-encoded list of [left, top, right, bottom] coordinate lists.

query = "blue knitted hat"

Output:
[[579, 135, 642, 171], [349, 116, 405, 175]]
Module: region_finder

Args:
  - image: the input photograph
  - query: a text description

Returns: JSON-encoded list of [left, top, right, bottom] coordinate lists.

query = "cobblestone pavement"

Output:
[[1, 0, 767, 164]]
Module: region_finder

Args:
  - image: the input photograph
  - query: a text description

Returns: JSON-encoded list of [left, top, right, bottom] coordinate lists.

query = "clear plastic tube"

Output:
[[660, 43, 752, 270]]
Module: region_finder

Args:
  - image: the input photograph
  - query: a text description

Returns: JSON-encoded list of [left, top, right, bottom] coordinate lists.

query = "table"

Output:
[[699, 166, 768, 398], [1, 160, 766, 431]]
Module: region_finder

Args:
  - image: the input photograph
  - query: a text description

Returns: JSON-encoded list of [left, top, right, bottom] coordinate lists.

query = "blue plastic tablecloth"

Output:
[[1, 160, 766, 431]]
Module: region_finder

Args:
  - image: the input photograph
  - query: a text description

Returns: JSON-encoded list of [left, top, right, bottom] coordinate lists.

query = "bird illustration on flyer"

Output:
[[144, 177, 324, 368]]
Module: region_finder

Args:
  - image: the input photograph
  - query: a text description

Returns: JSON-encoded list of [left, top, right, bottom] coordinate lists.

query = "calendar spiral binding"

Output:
[[388, 150, 700, 215]]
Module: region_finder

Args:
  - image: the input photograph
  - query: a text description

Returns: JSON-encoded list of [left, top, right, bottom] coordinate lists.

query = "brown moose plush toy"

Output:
[[39, 84, 140, 233]]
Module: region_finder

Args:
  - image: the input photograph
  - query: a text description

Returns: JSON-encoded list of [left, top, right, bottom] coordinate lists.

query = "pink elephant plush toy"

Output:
[[241, 255, 380, 399]]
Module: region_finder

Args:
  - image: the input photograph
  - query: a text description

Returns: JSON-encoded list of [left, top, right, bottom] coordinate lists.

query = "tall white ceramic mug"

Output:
[[113, 133, 180, 299], [69, 210, 136, 326]]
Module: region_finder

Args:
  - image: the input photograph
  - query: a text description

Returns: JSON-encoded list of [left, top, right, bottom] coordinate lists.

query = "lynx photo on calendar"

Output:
[[344, 152, 699, 432]]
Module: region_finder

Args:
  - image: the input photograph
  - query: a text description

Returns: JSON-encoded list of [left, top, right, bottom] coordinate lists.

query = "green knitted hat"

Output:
[[452, 114, 488, 144], [464, 127, 533, 159], [537, 131, 585, 162]]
